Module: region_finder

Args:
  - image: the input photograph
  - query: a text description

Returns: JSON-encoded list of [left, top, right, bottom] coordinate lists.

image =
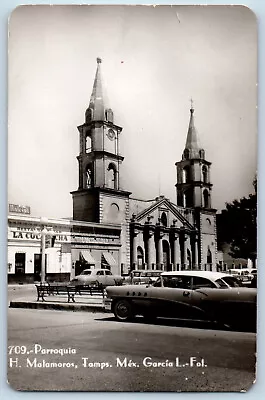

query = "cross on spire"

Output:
[[190, 97, 194, 111]]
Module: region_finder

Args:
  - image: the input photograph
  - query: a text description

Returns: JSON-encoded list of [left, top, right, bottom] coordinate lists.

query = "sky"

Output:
[[8, 4, 257, 219]]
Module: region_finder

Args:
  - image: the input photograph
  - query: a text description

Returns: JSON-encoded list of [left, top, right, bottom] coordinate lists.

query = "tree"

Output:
[[217, 177, 257, 263]]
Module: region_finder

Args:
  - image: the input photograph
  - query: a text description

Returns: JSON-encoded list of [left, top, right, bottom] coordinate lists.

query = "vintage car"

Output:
[[123, 270, 163, 285], [227, 269, 254, 285], [70, 268, 123, 287], [105, 271, 257, 330]]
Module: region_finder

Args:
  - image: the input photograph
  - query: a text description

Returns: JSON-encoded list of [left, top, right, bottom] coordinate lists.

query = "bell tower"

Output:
[[175, 100, 217, 268], [175, 101, 213, 209], [71, 58, 131, 223]]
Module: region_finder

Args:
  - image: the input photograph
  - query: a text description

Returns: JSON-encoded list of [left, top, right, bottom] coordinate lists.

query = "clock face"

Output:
[[106, 129, 115, 140]]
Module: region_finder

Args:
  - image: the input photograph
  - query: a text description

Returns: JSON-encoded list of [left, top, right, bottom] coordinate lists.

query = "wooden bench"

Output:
[[35, 283, 105, 303], [35, 284, 51, 302]]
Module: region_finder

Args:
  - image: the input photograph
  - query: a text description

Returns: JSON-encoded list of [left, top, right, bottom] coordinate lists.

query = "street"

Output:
[[7, 307, 256, 392]]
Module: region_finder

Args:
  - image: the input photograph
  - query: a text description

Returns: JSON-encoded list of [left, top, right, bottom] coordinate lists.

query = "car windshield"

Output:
[[81, 270, 92, 275], [215, 278, 230, 288], [153, 277, 162, 287], [221, 276, 243, 287]]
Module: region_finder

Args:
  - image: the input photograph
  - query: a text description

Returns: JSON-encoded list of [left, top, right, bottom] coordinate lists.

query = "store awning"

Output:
[[80, 251, 96, 265], [102, 252, 117, 268]]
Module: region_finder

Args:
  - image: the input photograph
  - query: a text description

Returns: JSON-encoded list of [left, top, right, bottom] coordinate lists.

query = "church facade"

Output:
[[71, 58, 217, 273], [7, 58, 218, 283]]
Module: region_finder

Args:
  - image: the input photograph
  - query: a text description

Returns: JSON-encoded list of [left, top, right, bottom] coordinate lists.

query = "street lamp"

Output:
[[40, 217, 48, 283]]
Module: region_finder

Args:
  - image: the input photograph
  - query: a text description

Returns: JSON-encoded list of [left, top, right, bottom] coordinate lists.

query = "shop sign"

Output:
[[9, 204, 31, 215], [11, 231, 69, 242], [72, 235, 118, 244], [10, 226, 70, 242]]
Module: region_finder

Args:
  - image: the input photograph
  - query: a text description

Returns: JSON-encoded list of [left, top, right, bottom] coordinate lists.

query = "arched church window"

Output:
[[137, 246, 144, 269], [203, 189, 210, 208], [110, 203, 119, 220], [107, 163, 117, 189], [183, 149, 190, 160], [85, 107, 93, 123], [199, 149, 205, 159], [202, 165, 208, 183], [161, 212, 167, 227], [182, 167, 190, 183], [85, 164, 93, 188], [105, 108, 114, 123], [86, 135, 91, 153], [183, 193, 186, 208]]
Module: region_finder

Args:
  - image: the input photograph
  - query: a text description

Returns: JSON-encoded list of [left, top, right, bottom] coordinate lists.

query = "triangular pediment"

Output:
[[132, 197, 195, 231]]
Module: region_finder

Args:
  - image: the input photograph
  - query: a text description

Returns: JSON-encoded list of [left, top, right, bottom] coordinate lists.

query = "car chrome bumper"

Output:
[[103, 298, 112, 311]]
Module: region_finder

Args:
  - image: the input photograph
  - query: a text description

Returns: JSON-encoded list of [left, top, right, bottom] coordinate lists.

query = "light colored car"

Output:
[[105, 270, 256, 330], [228, 269, 254, 285], [124, 270, 163, 285], [71, 268, 123, 287]]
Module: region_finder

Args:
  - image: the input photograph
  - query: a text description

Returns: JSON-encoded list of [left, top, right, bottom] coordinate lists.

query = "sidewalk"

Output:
[[9, 300, 107, 312], [8, 284, 109, 313]]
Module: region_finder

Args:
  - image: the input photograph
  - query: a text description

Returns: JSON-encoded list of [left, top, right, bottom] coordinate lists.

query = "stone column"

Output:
[[173, 234, 180, 270], [147, 231, 155, 269], [144, 216, 155, 270], [157, 236, 163, 267], [182, 233, 187, 270], [130, 216, 140, 271], [155, 219, 164, 270], [132, 233, 138, 268]]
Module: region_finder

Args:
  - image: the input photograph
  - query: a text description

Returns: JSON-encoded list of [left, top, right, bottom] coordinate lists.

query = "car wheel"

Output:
[[113, 299, 133, 322], [90, 280, 99, 287]]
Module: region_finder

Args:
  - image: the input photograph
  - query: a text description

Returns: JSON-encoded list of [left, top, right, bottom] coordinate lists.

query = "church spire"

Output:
[[183, 100, 204, 160], [85, 57, 114, 123], [88, 57, 105, 121]]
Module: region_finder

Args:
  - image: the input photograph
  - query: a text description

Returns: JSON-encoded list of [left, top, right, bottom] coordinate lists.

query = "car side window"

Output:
[[96, 271, 104, 276], [105, 271, 112, 275], [153, 277, 162, 287], [163, 276, 191, 289], [192, 277, 216, 289]]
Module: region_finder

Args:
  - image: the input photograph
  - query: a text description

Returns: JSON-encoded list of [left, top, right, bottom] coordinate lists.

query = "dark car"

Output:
[[105, 271, 257, 330]]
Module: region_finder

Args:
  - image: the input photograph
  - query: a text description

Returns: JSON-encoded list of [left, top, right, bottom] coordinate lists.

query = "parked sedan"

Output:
[[71, 268, 123, 287], [105, 271, 256, 330], [228, 269, 254, 286]]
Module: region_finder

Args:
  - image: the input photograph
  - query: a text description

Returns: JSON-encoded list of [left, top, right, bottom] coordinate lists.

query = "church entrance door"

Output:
[[162, 240, 171, 271]]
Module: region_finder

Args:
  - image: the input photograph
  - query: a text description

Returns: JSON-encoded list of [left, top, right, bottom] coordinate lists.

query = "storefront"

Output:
[[8, 211, 123, 283], [8, 214, 72, 283]]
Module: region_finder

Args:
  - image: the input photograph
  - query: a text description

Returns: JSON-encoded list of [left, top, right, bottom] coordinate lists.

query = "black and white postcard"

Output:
[[7, 5, 257, 392]]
